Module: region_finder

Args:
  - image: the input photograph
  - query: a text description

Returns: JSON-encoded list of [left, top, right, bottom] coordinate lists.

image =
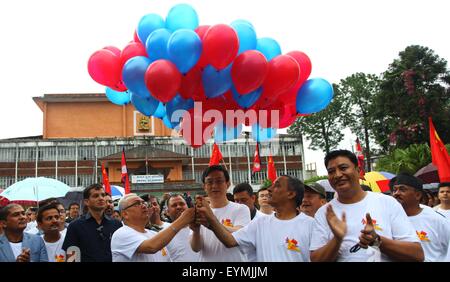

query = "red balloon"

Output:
[[103, 46, 121, 57], [191, 86, 207, 102], [194, 25, 210, 69], [120, 42, 147, 67], [263, 55, 300, 96], [88, 49, 123, 89], [180, 108, 218, 148], [179, 66, 203, 99], [287, 51, 312, 90], [231, 50, 268, 95], [144, 60, 181, 103], [133, 29, 141, 43], [203, 24, 239, 70]]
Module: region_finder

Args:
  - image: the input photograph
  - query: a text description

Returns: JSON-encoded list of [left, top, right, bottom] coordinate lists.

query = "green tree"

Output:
[[375, 144, 431, 174], [288, 84, 345, 154], [372, 45, 450, 151], [339, 73, 380, 171]]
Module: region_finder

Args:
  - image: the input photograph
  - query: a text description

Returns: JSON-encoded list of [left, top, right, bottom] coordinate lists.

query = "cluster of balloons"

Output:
[[87, 4, 333, 148]]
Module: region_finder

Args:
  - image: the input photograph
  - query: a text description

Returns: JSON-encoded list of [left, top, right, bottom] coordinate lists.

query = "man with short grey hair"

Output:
[[111, 193, 195, 262]]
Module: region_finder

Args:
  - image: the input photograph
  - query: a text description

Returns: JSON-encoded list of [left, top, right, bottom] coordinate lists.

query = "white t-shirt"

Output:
[[408, 207, 450, 262], [42, 235, 66, 262], [233, 212, 314, 262], [111, 225, 157, 262], [434, 207, 450, 220], [253, 210, 267, 220], [193, 201, 251, 262], [166, 226, 200, 262], [310, 192, 419, 262], [9, 242, 22, 259], [151, 221, 172, 262]]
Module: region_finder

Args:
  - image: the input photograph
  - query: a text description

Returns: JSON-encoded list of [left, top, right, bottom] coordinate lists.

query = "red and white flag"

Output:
[[252, 143, 261, 173], [429, 117, 450, 182], [355, 138, 366, 180], [121, 148, 130, 194]]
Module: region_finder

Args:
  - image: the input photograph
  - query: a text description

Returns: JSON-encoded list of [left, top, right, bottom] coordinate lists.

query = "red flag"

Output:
[[252, 143, 261, 173], [209, 143, 223, 166], [355, 138, 366, 180], [267, 154, 277, 182], [429, 117, 450, 182], [101, 163, 111, 195], [121, 148, 130, 194]]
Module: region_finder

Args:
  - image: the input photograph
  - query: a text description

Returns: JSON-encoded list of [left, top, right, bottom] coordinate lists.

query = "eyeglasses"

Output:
[[204, 179, 226, 186], [122, 200, 149, 211]]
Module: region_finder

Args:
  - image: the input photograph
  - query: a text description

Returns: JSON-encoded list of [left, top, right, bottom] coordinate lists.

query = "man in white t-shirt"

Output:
[[164, 194, 200, 262], [37, 203, 66, 262], [190, 165, 251, 262], [111, 193, 195, 262], [310, 149, 424, 262], [196, 175, 314, 262], [434, 182, 450, 220], [233, 182, 264, 220], [390, 173, 450, 261], [257, 187, 274, 215]]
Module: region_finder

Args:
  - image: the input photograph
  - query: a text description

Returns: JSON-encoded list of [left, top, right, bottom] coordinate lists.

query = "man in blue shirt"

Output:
[[62, 183, 122, 262]]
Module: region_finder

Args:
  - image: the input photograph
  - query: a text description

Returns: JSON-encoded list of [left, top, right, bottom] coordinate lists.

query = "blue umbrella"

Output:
[[0, 177, 70, 202], [110, 185, 125, 201]]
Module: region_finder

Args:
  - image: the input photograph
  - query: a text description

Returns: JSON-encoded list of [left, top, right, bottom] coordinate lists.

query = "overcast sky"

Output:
[[0, 0, 448, 175]]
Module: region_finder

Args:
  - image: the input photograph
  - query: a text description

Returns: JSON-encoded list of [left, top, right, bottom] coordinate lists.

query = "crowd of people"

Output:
[[0, 149, 449, 262]]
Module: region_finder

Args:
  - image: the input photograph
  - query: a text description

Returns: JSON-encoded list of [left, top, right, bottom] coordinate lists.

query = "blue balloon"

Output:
[[202, 65, 233, 98], [105, 88, 131, 106], [166, 4, 199, 32], [162, 113, 181, 130], [146, 28, 171, 62], [167, 29, 202, 73], [137, 14, 165, 44], [251, 123, 277, 142], [122, 56, 152, 99], [231, 19, 254, 29], [131, 92, 160, 116], [256, 37, 281, 61], [214, 122, 243, 143], [296, 78, 334, 114], [231, 86, 262, 109], [166, 94, 194, 123], [153, 102, 166, 119], [231, 21, 257, 54]]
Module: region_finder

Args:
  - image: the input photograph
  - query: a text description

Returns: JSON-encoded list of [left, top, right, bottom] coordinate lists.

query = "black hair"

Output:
[[201, 165, 230, 183], [280, 175, 305, 207], [438, 182, 450, 189], [36, 203, 60, 223], [0, 204, 22, 221], [39, 198, 59, 207], [68, 202, 80, 209], [83, 183, 104, 200], [233, 183, 254, 196], [257, 187, 269, 194], [324, 149, 358, 168]]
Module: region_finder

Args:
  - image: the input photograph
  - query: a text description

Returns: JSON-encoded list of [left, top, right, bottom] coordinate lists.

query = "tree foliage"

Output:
[[371, 45, 450, 151], [288, 84, 345, 154], [339, 73, 380, 170]]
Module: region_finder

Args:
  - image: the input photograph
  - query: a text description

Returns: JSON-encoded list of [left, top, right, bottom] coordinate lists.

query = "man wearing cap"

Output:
[[310, 149, 424, 262], [300, 182, 327, 217], [391, 173, 450, 261], [434, 182, 450, 220], [194, 175, 315, 262]]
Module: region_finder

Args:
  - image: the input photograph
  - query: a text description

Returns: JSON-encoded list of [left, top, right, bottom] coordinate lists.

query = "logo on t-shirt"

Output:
[[285, 237, 301, 252], [416, 231, 430, 242], [55, 254, 65, 262], [221, 219, 234, 227], [161, 247, 168, 256], [361, 218, 383, 231]]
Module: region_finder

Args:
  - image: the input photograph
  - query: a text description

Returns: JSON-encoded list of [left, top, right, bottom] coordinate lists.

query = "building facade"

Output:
[[0, 94, 310, 197]]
